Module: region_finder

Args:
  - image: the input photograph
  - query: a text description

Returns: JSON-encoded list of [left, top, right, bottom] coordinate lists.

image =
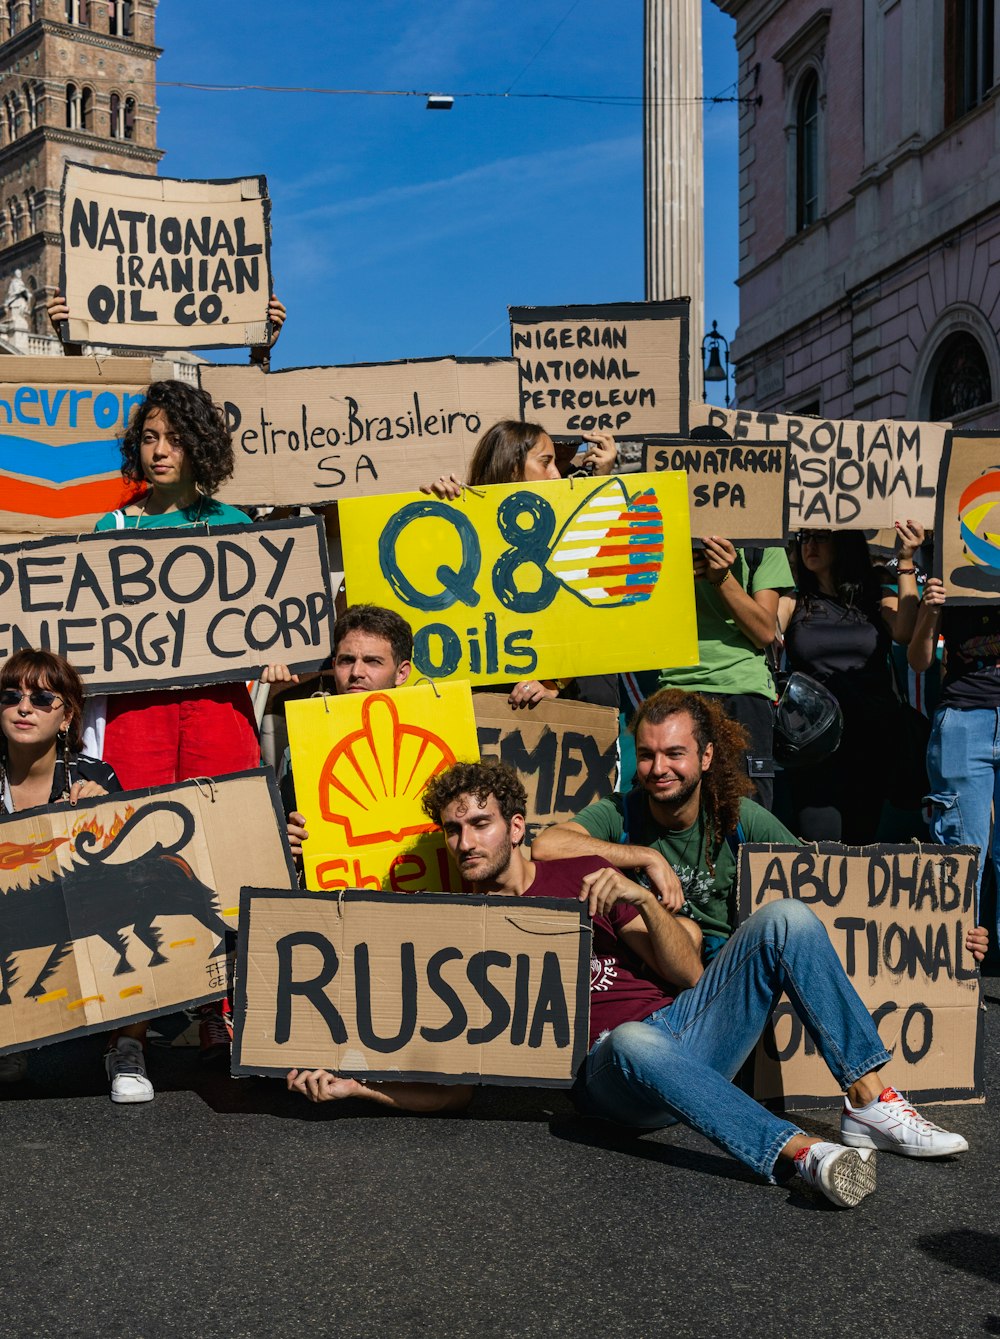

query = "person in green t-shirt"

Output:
[[532, 687, 799, 960], [658, 538, 793, 811]]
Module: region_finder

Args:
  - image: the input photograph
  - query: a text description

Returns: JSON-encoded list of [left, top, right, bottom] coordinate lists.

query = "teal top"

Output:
[[95, 497, 250, 530]]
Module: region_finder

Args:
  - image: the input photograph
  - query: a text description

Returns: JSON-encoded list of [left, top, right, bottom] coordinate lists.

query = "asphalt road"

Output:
[[2, 983, 999, 1339]]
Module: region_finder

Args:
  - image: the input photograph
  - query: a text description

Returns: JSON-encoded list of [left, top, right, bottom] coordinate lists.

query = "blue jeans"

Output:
[[926, 705, 1000, 916], [572, 901, 892, 1181]]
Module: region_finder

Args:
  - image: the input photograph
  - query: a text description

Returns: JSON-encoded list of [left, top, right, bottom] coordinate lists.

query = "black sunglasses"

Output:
[[0, 688, 64, 710]]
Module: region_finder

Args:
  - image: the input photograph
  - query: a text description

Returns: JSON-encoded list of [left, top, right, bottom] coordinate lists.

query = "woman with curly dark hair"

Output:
[[92, 379, 276, 801], [533, 688, 799, 962], [90, 379, 296, 1071]]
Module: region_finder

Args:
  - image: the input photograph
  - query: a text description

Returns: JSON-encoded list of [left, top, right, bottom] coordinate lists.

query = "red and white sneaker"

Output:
[[793, 1141, 877, 1208], [198, 1003, 233, 1062], [841, 1087, 968, 1157]]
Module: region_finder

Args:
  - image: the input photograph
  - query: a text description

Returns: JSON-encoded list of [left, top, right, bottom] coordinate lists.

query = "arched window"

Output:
[[23, 82, 36, 131], [3, 98, 12, 144], [65, 0, 87, 23], [81, 86, 93, 130], [0, 213, 7, 247], [929, 332, 993, 418], [7, 0, 17, 35], [109, 90, 121, 137], [10, 92, 22, 139], [796, 71, 820, 231], [10, 199, 22, 242], [24, 190, 35, 232], [123, 94, 135, 139], [66, 82, 80, 130]]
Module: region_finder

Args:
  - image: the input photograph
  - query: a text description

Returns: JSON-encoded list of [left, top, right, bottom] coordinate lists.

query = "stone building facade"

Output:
[[0, 0, 161, 352], [716, 0, 1000, 430]]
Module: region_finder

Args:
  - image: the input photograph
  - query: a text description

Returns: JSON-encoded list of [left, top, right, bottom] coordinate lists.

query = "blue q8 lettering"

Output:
[[339, 473, 698, 686]]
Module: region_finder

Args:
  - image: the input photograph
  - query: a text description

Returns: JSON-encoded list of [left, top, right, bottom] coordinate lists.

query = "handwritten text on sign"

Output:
[[643, 438, 789, 543], [0, 516, 334, 694], [510, 301, 688, 437], [232, 890, 591, 1086], [473, 694, 619, 843], [200, 358, 522, 505], [339, 473, 698, 685], [691, 404, 945, 530], [737, 845, 981, 1107], [0, 356, 174, 534], [286, 684, 480, 894], [61, 164, 271, 350]]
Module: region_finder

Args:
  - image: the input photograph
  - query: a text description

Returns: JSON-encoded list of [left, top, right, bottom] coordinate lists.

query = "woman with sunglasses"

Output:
[[0, 650, 148, 1098], [777, 521, 923, 842]]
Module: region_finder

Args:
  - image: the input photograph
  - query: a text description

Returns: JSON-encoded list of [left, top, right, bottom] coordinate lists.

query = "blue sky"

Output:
[[156, 1, 738, 402]]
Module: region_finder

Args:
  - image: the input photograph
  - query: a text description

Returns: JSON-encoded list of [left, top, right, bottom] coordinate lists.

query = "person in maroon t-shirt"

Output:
[[289, 759, 977, 1209]]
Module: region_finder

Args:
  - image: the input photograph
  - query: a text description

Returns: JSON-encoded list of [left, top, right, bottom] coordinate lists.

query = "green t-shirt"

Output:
[[658, 546, 793, 698], [95, 498, 250, 530], [574, 790, 800, 937]]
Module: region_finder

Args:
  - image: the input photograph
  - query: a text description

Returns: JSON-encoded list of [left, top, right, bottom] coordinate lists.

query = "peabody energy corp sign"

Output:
[[0, 516, 335, 693]]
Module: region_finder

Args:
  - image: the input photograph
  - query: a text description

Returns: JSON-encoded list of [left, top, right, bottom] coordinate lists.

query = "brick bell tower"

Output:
[[0, 0, 162, 350]]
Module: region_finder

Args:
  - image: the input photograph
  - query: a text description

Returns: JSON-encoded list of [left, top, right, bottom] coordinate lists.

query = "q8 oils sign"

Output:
[[339, 473, 697, 685]]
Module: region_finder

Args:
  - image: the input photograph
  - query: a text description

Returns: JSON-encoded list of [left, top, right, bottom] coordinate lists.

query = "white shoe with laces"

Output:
[[105, 1036, 154, 1104], [841, 1086, 967, 1157], [793, 1141, 877, 1208]]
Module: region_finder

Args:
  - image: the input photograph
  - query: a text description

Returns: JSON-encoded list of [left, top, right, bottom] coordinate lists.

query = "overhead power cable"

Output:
[[158, 81, 755, 108]]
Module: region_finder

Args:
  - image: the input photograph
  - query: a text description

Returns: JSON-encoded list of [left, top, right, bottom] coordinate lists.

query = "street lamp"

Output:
[[702, 320, 730, 406]]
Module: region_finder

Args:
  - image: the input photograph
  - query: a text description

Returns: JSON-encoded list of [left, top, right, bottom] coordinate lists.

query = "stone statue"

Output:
[[5, 268, 29, 325]]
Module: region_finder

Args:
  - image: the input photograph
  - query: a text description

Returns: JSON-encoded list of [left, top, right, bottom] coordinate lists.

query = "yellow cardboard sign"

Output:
[[286, 683, 480, 893], [339, 472, 697, 684]]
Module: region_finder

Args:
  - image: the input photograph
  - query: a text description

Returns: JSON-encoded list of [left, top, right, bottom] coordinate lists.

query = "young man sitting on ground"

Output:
[[291, 757, 979, 1208]]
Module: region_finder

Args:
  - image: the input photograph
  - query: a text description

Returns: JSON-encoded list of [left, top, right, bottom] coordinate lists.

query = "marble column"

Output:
[[644, 0, 705, 392]]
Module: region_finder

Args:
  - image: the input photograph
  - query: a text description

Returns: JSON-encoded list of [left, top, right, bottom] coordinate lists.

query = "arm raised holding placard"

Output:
[[694, 535, 778, 649]]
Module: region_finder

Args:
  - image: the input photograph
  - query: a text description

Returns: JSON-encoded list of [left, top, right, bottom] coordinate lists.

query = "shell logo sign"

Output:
[[318, 694, 456, 846], [287, 682, 481, 894]]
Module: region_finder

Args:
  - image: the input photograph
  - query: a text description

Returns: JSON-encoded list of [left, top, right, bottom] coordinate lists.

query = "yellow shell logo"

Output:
[[318, 692, 456, 845]]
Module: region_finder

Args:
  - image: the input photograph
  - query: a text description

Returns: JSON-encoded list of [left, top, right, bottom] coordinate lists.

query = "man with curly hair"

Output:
[[532, 689, 798, 962], [406, 758, 970, 1206]]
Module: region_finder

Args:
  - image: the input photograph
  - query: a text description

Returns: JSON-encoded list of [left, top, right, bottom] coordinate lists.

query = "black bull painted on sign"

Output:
[[0, 801, 229, 1004]]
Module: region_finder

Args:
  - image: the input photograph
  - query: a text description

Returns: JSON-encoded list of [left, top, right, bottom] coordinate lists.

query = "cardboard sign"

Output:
[[232, 889, 591, 1086], [0, 770, 296, 1056], [737, 844, 982, 1108], [200, 358, 522, 506], [691, 403, 946, 530], [0, 356, 175, 535], [60, 163, 272, 350], [0, 515, 334, 693], [339, 473, 698, 685], [510, 301, 689, 438], [642, 438, 789, 543], [934, 431, 1000, 601], [286, 683, 481, 894], [473, 694, 619, 843]]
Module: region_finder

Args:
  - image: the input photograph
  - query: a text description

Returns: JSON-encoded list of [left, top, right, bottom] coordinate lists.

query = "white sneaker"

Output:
[[793, 1141, 877, 1208], [841, 1086, 968, 1157], [0, 1051, 27, 1083], [105, 1037, 154, 1104]]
